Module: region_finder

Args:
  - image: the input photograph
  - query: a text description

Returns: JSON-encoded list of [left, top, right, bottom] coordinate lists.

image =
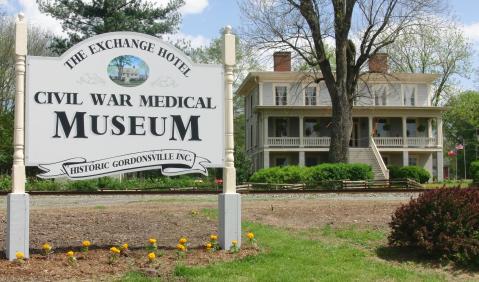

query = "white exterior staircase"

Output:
[[348, 146, 389, 180]]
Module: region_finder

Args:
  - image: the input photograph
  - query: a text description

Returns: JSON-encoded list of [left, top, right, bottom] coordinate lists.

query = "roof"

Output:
[[236, 71, 440, 96]]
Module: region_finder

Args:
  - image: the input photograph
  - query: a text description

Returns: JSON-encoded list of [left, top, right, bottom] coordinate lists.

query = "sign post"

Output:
[[218, 26, 241, 250], [6, 13, 30, 261]]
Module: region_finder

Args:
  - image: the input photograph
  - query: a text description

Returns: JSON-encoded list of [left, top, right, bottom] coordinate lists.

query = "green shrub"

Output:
[[345, 163, 374, 181], [249, 166, 304, 184], [0, 175, 11, 191], [27, 178, 62, 191], [387, 165, 401, 179], [389, 165, 430, 183], [250, 163, 373, 184], [471, 161, 479, 183], [389, 189, 479, 266], [66, 179, 98, 192]]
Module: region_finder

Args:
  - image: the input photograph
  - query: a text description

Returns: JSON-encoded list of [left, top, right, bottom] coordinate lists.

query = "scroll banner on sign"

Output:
[[37, 149, 211, 179]]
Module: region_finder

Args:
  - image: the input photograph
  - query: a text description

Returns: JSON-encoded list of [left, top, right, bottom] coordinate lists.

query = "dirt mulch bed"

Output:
[[243, 199, 405, 230], [0, 196, 409, 281], [0, 247, 259, 281], [1, 202, 218, 252]]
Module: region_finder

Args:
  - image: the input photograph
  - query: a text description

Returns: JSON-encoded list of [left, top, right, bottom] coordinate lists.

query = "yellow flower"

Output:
[[42, 243, 52, 251], [110, 247, 121, 254], [15, 252, 25, 260], [210, 234, 218, 241], [149, 238, 157, 244], [205, 243, 212, 249], [176, 244, 186, 251], [232, 240, 238, 246], [179, 237, 188, 244], [147, 252, 156, 261], [82, 240, 91, 247], [121, 243, 129, 250], [66, 251, 74, 257], [247, 232, 255, 240]]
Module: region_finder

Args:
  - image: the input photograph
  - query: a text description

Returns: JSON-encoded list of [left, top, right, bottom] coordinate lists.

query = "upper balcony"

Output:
[[263, 116, 442, 149]]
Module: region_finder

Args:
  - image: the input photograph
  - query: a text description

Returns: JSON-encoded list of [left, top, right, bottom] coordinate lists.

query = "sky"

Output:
[[1, 0, 479, 89]]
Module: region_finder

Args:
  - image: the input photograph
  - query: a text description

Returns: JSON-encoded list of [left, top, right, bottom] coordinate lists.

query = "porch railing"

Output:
[[373, 137, 438, 148], [267, 137, 300, 146], [303, 137, 331, 147], [373, 137, 403, 147], [407, 137, 438, 147]]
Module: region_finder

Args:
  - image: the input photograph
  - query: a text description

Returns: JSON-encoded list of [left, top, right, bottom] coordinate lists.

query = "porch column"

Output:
[[263, 150, 270, 168], [437, 117, 443, 148], [299, 116, 304, 147], [402, 151, 409, 166], [402, 116, 407, 148], [437, 151, 444, 181], [264, 115, 269, 148], [299, 151, 305, 167]]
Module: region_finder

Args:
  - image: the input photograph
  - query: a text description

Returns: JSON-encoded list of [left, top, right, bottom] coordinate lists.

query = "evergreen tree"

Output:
[[38, 0, 184, 54]]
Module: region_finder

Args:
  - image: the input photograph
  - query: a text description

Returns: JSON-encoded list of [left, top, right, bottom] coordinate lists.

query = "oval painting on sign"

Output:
[[107, 55, 149, 87]]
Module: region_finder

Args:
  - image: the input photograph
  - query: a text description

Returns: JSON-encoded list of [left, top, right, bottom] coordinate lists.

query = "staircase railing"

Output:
[[369, 135, 389, 179]]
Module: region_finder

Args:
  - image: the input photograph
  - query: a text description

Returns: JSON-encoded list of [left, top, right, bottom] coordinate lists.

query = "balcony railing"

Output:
[[373, 137, 403, 147], [267, 137, 300, 146], [373, 137, 438, 148], [303, 137, 331, 147], [266, 136, 439, 148]]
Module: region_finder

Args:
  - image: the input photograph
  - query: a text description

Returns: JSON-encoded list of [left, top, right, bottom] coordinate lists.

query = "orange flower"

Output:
[[179, 237, 188, 244], [176, 244, 186, 251], [147, 252, 156, 261]]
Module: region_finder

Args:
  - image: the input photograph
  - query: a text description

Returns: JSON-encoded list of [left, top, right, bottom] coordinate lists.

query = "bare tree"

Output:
[[385, 18, 472, 106], [239, 0, 444, 162]]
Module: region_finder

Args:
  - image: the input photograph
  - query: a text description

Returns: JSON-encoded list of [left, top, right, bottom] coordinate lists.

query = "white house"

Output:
[[121, 67, 140, 82], [237, 52, 444, 181]]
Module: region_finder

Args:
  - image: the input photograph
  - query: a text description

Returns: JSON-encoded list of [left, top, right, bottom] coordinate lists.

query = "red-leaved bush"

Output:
[[388, 189, 479, 266]]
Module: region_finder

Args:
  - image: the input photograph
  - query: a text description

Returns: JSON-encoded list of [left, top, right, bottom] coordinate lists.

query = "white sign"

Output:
[[26, 32, 224, 179]]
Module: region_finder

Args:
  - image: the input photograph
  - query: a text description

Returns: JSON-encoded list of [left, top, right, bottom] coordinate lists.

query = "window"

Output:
[[406, 118, 417, 137], [250, 125, 253, 148], [375, 118, 390, 137], [304, 118, 319, 137], [374, 85, 388, 105], [304, 86, 317, 105], [275, 118, 288, 137], [275, 157, 288, 166], [408, 155, 418, 166], [306, 157, 318, 167], [275, 86, 288, 105], [403, 85, 416, 106]]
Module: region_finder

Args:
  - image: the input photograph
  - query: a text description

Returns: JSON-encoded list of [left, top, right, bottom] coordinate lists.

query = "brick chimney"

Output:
[[273, 52, 291, 72], [368, 53, 388, 73]]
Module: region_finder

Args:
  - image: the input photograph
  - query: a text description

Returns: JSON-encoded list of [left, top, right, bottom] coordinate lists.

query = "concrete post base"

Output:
[[218, 193, 241, 250], [6, 193, 29, 260]]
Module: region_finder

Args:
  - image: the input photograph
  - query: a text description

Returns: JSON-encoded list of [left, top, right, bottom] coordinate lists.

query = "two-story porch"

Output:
[[263, 116, 442, 149], [247, 106, 444, 181]]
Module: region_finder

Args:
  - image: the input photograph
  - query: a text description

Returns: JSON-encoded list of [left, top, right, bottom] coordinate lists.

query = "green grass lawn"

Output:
[[121, 222, 449, 282]]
